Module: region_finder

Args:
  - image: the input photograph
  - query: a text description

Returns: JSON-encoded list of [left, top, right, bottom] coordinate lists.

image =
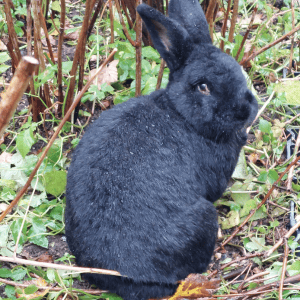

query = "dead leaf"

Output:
[[168, 274, 220, 300], [240, 14, 264, 29], [248, 153, 260, 164], [40, 28, 56, 47], [0, 152, 12, 163], [100, 100, 111, 109], [35, 253, 54, 263], [0, 203, 9, 212], [64, 30, 80, 40], [90, 60, 119, 89], [16, 278, 50, 299], [0, 40, 7, 51]]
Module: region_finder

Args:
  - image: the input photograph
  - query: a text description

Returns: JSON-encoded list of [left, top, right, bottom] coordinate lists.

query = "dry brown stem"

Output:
[[87, 0, 104, 39], [265, 216, 300, 257], [279, 238, 289, 300], [115, 0, 137, 46], [64, 0, 93, 115], [135, 0, 143, 97], [0, 48, 117, 222], [286, 125, 300, 190], [0, 278, 107, 294], [109, 0, 114, 45], [156, 59, 166, 90], [0, 255, 120, 277], [208, 252, 263, 278], [226, 0, 239, 55], [0, 56, 39, 138], [4, 0, 22, 62], [57, 0, 66, 106], [289, 0, 295, 70], [215, 154, 300, 252], [205, 0, 217, 41], [39, 6, 55, 63], [236, 6, 258, 61], [220, 0, 231, 51], [32, 0, 52, 108]]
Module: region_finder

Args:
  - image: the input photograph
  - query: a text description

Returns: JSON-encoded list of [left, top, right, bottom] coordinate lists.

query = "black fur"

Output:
[[65, 1, 258, 299]]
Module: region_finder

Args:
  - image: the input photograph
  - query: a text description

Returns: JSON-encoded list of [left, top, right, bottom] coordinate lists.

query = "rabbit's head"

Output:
[[137, 0, 258, 143]]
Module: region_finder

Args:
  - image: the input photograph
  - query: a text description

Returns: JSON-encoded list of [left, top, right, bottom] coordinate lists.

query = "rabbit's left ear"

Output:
[[137, 4, 191, 72]]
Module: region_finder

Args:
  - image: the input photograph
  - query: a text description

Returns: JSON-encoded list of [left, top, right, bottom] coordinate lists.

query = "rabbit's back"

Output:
[[65, 90, 222, 283]]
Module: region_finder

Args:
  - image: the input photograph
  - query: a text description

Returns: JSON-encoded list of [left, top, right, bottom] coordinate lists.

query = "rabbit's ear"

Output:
[[137, 4, 191, 72], [169, 0, 211, 45]]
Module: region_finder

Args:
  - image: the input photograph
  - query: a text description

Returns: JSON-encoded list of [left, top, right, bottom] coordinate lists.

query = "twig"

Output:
[[0, 278, 107, 294], [286, 125, 300, 190], [265, 216, 300, 257], [14, 178, 39, 258], [64, 0, 93, 116], [156, 59, 165, 90], [115, 0, 136, 47], [244, 23, 300, 64], [205, 0, 217, 41], [0, 255, 120, 276], [135, 0, 143, 97], [208, 253, 263, 279], [0, 56, 39, 138], [57, 0, 66, 108], [0, 48, 117, 222], [235, 6, 258, 61], [220, 0, 231, 51], [279, 238, 289, 300], [215, 154, 300, 252], [109, 0, 114, 44], [32, 0, 52, 108], [268, 200, 289, 212], [284, 112, 300, 125], [289, 0, 295, 70], [226, 0, 239, 55], [87, 0, 104, 39], [39, 4, 55, 63], [4, 0, 22, 62], [247, 91, 275, 134]]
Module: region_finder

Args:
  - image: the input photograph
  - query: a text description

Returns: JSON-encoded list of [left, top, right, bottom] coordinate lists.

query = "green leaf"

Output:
[[24, 285, 39, 295], [244, 237, 266, 252], [0, 225, 10, 247], [268, 169, 279, 184], [221, 210, 240, 229], [46, 141, 62, 164], [257, 170, 267, 182], [287, 260, 300, 276], [5, 285, 16, 299], [50, 206, 63, 222], [51, 1, 61, 12], [142, 47, 160, 61], [11, 219, 27, 245], [28, 217, 48, 248], [142, 77, 157, 95], [0, 268, 12, 278], [0, 52, 10, 64], [10, 268, 27, 281], [275, 81, 300, 105], [99, 293, 124, 300], [232, 149, 248, 179], [16, 128, 35, 158], [0, 64, 10, 73], [44, 171, 67, 196], [259, 119, 271, 134], [240, 199, 256, 217]]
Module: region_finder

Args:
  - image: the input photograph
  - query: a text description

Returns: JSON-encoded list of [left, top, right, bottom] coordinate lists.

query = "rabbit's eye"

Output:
[[198, 84, 210, 96]]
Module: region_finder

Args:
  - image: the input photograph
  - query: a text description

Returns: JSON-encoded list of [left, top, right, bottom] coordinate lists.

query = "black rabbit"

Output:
[[65, 0, 258, 299]]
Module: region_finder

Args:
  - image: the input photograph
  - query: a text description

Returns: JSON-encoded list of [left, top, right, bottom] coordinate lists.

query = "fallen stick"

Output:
[[0, 56, 39, 138]]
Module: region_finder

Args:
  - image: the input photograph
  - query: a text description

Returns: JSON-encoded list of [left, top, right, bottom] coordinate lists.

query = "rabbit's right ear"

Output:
[[137, 4, 191, 72]]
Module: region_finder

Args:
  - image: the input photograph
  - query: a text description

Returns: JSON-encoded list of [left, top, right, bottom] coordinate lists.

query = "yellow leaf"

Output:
[[16, 278, 50, 299]]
